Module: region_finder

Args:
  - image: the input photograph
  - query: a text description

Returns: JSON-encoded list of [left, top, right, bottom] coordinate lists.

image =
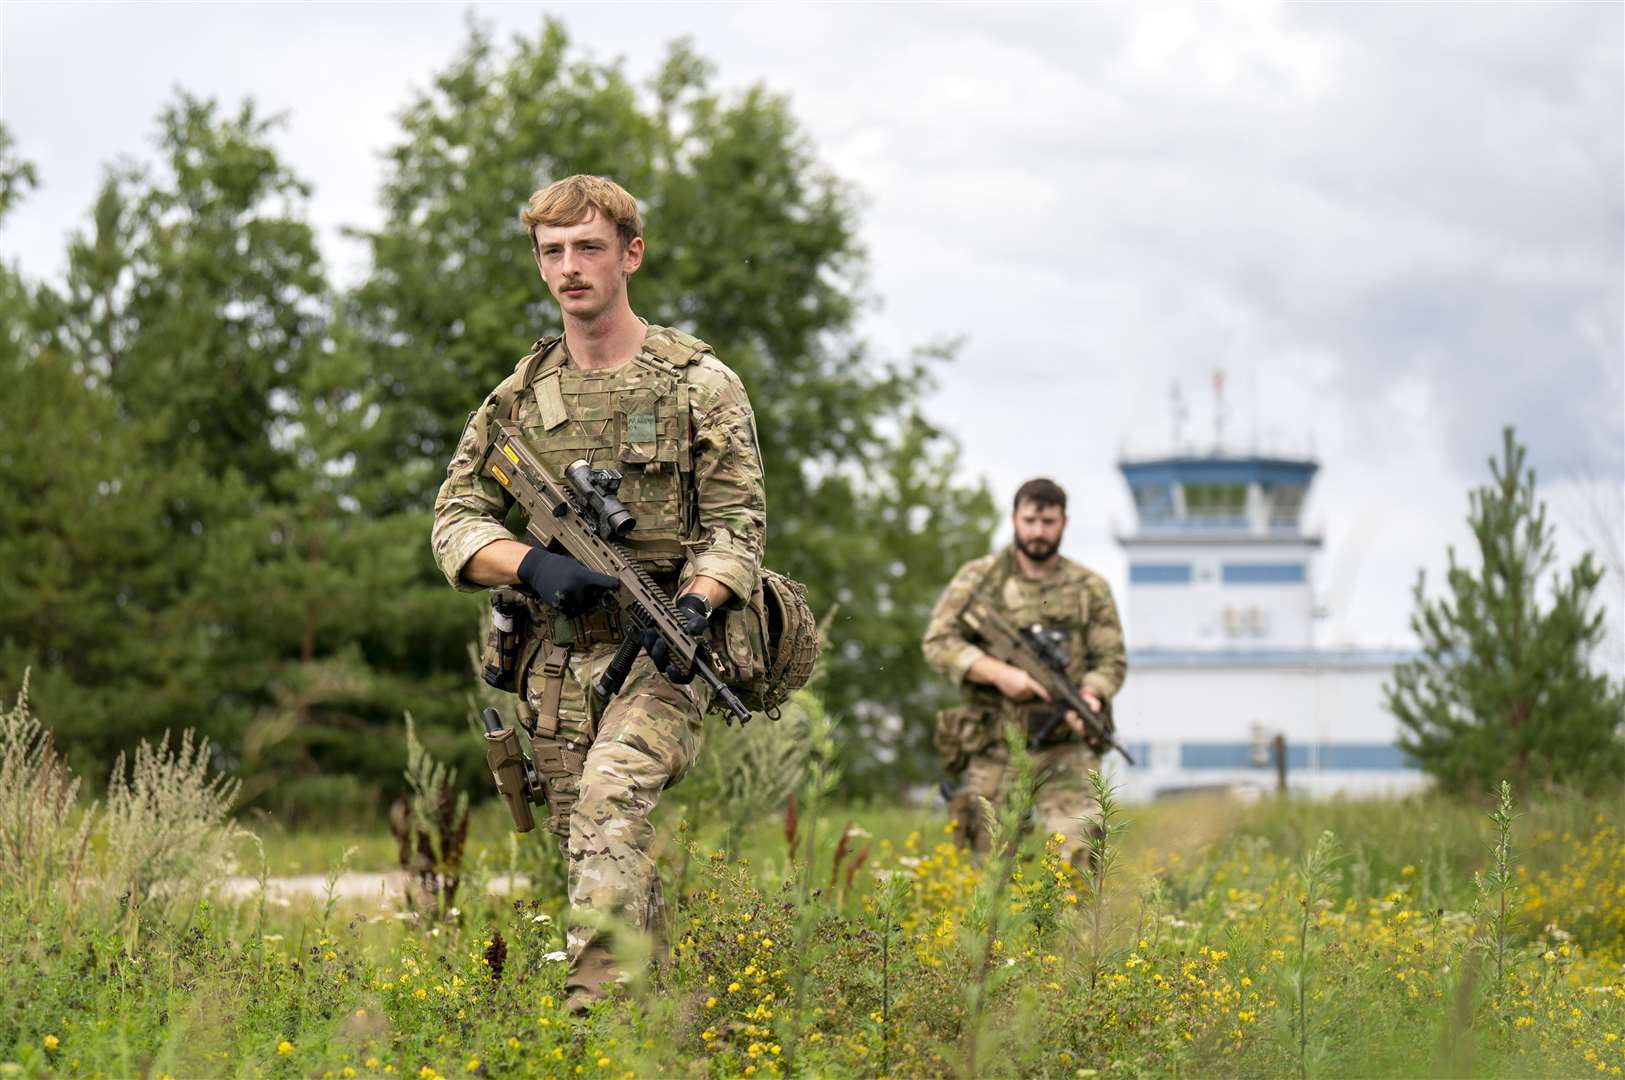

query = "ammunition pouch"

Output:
[[934, 705, 996, 774], [706, 568, 819, 718], [561, 605, 625, 649]]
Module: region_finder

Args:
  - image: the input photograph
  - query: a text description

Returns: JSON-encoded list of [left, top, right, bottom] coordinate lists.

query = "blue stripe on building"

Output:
[[1130, 562, 1193, 584], [1178, 743, 1415, 770], [1222, 562, 1306, 584]]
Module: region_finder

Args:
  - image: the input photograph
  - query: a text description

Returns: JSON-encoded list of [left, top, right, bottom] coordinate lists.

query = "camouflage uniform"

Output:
[[431, 325, 765, 1009], [921, 547, 1126, 868]]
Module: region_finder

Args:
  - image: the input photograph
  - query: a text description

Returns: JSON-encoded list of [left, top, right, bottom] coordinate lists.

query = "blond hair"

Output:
[[519, 175, 643, 248]]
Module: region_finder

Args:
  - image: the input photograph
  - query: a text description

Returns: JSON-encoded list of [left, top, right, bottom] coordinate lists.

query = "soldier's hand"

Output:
[[644, 593, 712, 685], [516, 547, 618, 616], [993, 665, 1051, 704], [1066, 687, 1106, 747]]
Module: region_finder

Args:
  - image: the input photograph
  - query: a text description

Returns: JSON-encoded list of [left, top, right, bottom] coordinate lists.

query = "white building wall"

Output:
[[1105, 657, 1428, 802], [1123, 540, 1318, 650]]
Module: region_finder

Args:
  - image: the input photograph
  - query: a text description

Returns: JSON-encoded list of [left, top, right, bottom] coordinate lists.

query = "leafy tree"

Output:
[[346, 21, 995, 790], [0, 124, 223, 782], [1387, 427, 1625, 796], [6, 101, 440, 814]]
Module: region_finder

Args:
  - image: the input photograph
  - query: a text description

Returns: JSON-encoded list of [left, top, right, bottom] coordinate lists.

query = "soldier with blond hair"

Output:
[[922, 477, 1126, 870], [431, 175, 765, 1012]]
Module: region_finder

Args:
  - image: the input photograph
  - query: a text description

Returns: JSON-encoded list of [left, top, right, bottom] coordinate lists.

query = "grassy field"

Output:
[[5, 746, 1624, 1079]]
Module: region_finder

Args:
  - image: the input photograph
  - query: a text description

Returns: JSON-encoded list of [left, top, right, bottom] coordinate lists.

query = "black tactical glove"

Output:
[[644, 593, 712, 685], [516, 547, 618, 616]]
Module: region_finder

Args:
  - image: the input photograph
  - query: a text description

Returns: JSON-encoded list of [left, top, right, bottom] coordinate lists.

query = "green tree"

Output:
[[7, 101, 442, 814], [1386, 427, 1625, 795], [346, 21, 995, 790], [0, 123, 224, 782]]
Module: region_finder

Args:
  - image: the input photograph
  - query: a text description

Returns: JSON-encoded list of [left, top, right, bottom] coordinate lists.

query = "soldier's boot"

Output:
[[565, 941, 619, 1016]]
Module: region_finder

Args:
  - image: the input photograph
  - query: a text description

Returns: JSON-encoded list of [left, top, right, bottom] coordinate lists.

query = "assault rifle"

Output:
[[480, 418, 752, 725], [957, 593, 1135, 765]]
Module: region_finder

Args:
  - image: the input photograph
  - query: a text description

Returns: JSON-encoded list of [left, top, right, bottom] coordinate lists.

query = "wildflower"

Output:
[[466, 1060, 480, 1073], [43, 1036, 59, 1052], [705, 997, 718, 1009], [366, 1059, 381, 1069], [343, 1070, 357, 1078], [728, 982, 742, 993], [278, 1041, 293, 1056], [596, 1058, 610, 1068]]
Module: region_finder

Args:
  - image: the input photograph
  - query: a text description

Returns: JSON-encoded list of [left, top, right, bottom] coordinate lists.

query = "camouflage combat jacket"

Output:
[[922, 546, 1127, 733], [430, 324, 766, 614]]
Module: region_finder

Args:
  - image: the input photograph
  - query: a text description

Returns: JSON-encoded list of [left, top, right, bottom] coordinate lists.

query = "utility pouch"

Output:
[[934, 705, 993, 774], [481, 588, 531, 693]]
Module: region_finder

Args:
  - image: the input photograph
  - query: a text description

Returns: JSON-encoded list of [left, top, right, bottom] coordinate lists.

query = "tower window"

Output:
[[1183, 483, 1247, 523]]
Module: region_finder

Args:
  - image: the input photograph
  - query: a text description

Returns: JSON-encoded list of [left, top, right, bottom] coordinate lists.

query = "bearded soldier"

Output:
[[431, 175, 765, 1012], [922, 477, 1126, 870]]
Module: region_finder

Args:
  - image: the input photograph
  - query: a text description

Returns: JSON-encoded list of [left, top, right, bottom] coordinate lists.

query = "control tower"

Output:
[[1107, 387, 1422, 801], [1119, 455, 1321, 649]]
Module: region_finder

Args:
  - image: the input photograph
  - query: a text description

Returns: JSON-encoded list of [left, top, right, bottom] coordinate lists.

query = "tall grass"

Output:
[[2, 687, 1621, 1078]]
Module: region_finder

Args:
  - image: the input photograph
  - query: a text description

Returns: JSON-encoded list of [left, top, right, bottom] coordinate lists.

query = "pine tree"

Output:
[[1386, 427, 1625, 795]]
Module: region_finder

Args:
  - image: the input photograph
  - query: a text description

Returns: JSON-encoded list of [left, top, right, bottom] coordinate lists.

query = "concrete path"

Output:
[[215, 872, 531, 905]]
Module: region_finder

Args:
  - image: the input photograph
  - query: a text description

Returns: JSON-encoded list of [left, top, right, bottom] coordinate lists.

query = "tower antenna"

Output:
[[1212, 368, 1227, 454], [1170, 381, 1188, 451]]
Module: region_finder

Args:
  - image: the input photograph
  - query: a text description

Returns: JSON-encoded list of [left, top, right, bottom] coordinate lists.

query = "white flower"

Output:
[[543, 950, 567, 962], [532, 913, 551, 923]]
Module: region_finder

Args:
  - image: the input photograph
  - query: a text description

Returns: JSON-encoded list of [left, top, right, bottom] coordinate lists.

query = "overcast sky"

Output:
[[3, 2, 1621, 662]]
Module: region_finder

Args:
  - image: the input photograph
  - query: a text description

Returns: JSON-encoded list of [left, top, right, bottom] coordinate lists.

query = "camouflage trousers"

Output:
[[947, 736, 1101, 871], [523, 643, 709, 1011]]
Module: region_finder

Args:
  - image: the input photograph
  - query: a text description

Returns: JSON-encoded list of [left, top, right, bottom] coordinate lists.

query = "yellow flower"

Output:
[[728, 982, 742, 993], [43, 1036, 59, 1051], [465, 1061, 480, 1073], [343, 1070, 357, 1078], [706, 997, 718, 1008], [366, 1059, 381, 1068], [596, 1057, 611, 1068], [278, 1041, 293, 1056], [419, 1068, 437, 1080]]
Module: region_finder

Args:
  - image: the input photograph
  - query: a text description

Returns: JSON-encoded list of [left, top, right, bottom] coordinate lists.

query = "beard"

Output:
[[1015, 534, 1060, 562]]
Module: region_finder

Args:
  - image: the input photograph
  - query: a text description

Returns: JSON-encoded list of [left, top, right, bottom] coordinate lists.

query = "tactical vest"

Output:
[[499, 325, 709, 577], [962, 550, 1095, 720]]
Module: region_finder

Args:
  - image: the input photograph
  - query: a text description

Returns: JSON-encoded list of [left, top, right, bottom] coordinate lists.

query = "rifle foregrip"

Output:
[[593, 633, 643, 705]]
